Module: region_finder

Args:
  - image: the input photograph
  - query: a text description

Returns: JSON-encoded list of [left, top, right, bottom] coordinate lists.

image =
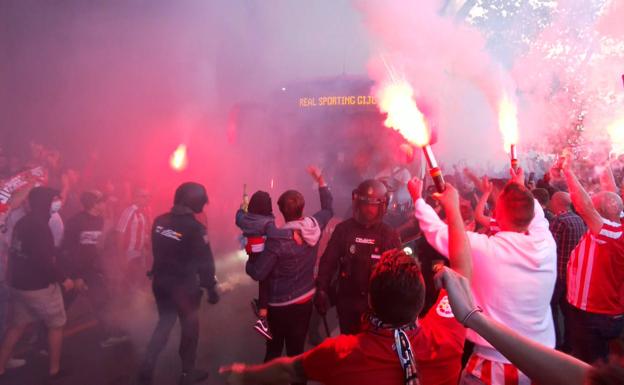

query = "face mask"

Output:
[[50, 200, 62, 214]]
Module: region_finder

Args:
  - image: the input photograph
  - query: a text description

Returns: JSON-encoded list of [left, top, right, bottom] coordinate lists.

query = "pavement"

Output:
[[0, 255, 337, 385]]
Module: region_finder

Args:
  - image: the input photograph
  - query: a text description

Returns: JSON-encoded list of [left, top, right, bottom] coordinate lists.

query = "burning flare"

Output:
[[377, 80, 430, 147], [170, 144, 188, 172], [376, 77, 444, 192], [608, 117, 624, 156], [498, 93, 519, 153]]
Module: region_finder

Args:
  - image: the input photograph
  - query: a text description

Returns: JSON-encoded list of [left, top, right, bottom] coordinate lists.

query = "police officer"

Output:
[[315, 179, 401, 334], [138, 182, 219, 385]]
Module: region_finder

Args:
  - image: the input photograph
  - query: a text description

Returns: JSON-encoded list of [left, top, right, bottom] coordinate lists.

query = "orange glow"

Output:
[[170, 144, 188, 172], [498, 93, 519, 153], [607, 117, 624, 155], [377, 80, 430, 147]]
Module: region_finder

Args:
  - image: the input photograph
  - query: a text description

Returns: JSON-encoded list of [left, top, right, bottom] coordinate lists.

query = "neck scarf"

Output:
[[367, 314, 420, 385]]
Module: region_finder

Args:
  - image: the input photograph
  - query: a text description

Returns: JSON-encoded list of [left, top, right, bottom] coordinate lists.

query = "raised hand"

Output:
[[432, 182, 460, 212], [307, 165, 325, 186], [407, 177, 423, 202]]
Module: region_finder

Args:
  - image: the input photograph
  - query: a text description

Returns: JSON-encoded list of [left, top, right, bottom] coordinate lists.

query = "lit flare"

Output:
[[376, 79, 444, 192], [170, 144, 188, 172], [377, 80, 430, 147], [499, 93, 519, 170], [498, 94, 519, 153]]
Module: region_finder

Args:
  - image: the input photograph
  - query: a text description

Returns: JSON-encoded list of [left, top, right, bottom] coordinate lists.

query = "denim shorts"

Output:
[[10, 284, 67, 328]]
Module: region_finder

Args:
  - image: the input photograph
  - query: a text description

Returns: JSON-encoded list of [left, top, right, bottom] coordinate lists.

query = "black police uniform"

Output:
[[317, 218, 400, 334], [316, 179, 402, 335], [139, 183, 217, 385]]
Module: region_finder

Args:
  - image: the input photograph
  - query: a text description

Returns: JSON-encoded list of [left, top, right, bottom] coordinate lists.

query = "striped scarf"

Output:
[[367, 314, 420, 385]]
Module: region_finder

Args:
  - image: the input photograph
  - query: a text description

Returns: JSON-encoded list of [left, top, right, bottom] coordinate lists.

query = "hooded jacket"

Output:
[[235, 211, 292, 239], [246, 187, 333, 305], [9, 187, 66, 290]]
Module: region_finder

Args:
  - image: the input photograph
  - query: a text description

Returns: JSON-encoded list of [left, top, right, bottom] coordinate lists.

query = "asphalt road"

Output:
[[0, 256, 337, 385]]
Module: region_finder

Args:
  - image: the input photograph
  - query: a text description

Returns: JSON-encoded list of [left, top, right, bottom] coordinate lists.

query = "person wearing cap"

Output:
[[315, 179, 401, 335], [61, 190, 129, 348], [138, 182, 218, 385]]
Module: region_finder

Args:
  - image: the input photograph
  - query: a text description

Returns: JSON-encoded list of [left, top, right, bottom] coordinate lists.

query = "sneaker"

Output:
[[250, 298, 259, 317], [100, 335, 130, 348], [178, 369, 209, 385], [253, 317, 272, 340]]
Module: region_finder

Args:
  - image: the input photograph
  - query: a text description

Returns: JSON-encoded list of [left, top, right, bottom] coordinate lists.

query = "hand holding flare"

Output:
[[498, 94, 519, 172], [377, 79, 445, 192]]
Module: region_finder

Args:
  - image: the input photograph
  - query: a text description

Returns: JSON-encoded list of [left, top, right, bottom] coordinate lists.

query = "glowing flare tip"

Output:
[[377, 80, 430, 147], [498, 94, 519, 153], [170, 144, 188, 172]]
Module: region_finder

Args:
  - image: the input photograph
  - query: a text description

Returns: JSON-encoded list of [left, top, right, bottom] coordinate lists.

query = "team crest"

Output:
[[436, 295, 455, 318]]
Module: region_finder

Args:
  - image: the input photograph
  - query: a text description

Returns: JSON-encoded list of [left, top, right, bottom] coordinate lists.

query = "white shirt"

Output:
[[414, 198, 557, 363]]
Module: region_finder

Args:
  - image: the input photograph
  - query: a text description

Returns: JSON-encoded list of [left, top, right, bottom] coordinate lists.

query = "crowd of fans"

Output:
[[0, 142, 153, 381], [1, 139, 624, 385], [223, 151, 624, 385]]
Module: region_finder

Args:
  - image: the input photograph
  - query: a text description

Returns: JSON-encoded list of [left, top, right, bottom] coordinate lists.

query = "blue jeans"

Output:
[[568, 305, 624, 364]]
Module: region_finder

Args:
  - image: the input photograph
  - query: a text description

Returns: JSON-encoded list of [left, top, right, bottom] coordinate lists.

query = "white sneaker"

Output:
[[6, 358, 26, 369], [100, 335, 130, 348]]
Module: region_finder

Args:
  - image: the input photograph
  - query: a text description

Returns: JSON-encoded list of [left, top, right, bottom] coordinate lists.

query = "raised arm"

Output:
[[408, 177, 451, 257], [474, 176, 493, 229], [409, 177, 491, 264], [562, 159, 603, 235], [308, 166, 333, 229], [599, 164, 618, 194], [463, 167, 482, 192], [433, 183, 472, 280], [436, 267, 590, 385]]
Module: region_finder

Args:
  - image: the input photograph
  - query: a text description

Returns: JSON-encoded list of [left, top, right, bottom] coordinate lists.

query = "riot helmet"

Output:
[[352, 179, 389, 226], [174, 182, 208, 214]]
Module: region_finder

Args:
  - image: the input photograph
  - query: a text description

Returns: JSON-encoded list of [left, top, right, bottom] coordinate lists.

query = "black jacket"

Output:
[[317, 218, 401, 299], [9, 187, 66, 290], [61, 211, 104, 279], [151, 205, 216, 289], [246, 187, 333, 304]]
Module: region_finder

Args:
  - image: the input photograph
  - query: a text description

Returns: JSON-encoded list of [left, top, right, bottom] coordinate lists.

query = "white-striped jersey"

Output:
[[567, 218, 624, 315], [116, 204, 149, 259], [465, 354, 534, 385]]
